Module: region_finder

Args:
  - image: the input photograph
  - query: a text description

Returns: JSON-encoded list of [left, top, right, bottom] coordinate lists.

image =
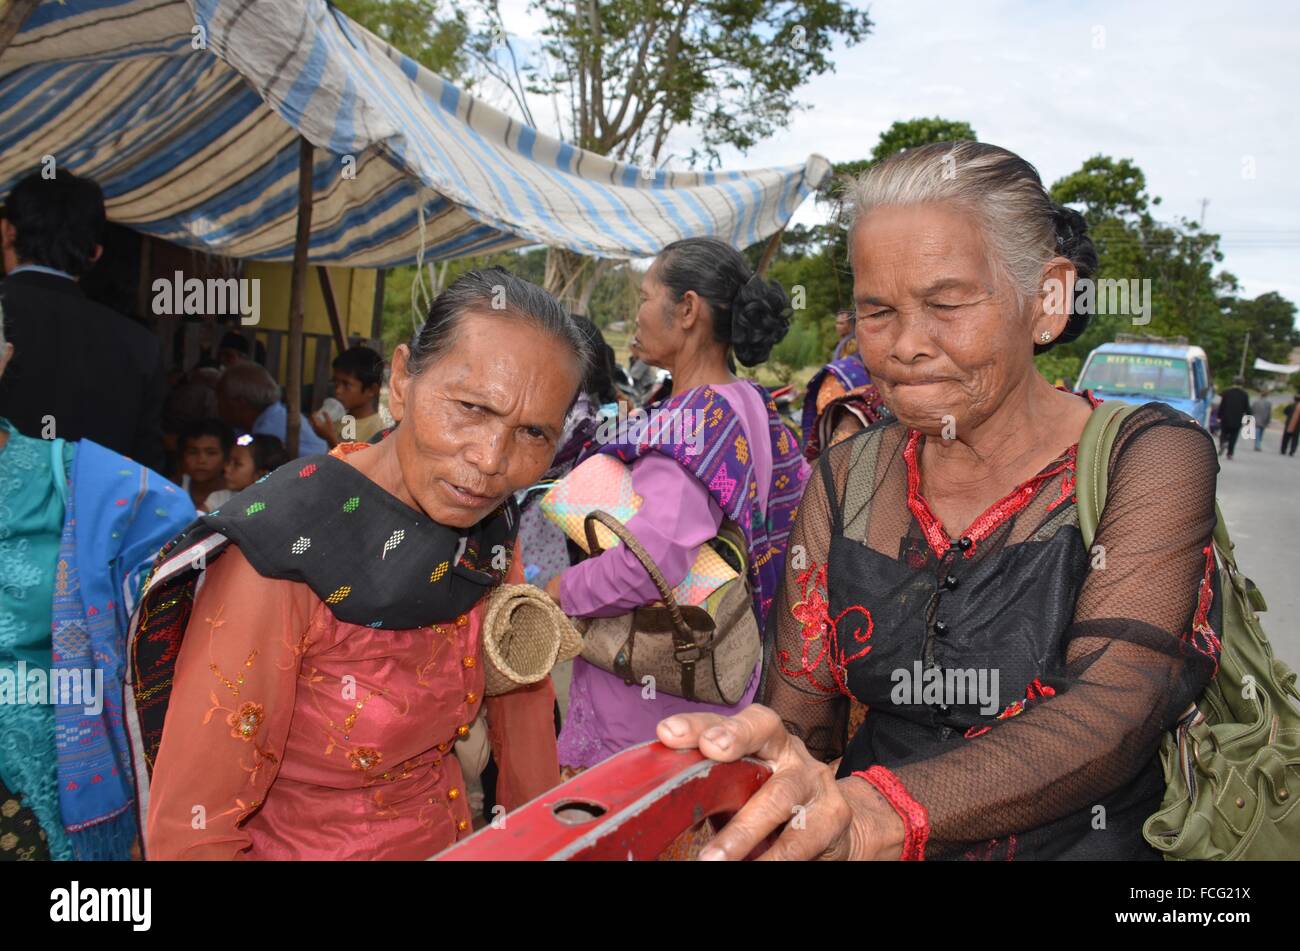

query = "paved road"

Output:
[[1214, 426, 1300, 674]]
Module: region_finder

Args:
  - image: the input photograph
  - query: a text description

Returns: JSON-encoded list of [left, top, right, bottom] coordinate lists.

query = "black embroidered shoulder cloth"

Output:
[[130, 450, 517, 774], [759, 399, 1222, 860]]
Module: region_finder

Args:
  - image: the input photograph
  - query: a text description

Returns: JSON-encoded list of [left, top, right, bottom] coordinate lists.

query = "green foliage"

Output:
[[332, 0, 470, 79], [768, 320, 826, 373], [869, 117, 978, 165], [811, 117, 980, 296], [480, 0, 873, 166], [1050, 155, 1158, 222], [1215, 292, 1300, 387], [1034, 350, 1082, 387], [584, 263, 640, 327], [1048, 155, 1298, 389]]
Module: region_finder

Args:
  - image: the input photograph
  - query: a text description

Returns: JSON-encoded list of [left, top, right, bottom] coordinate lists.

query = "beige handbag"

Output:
[[575, 510, 761, 705]]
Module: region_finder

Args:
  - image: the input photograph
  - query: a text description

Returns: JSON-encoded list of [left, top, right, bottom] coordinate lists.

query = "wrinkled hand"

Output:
[[656, 705, 904, 861]]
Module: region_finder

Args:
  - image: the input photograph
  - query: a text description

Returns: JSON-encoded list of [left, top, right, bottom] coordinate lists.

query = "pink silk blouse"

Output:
[[145, 541, 559, 860]]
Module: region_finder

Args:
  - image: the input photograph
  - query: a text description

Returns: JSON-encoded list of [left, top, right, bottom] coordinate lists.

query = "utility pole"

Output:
[[1239, 331, 1250, 379]]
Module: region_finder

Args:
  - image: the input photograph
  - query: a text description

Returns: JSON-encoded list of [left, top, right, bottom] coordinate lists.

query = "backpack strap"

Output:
[[1075, 401, 1141, 550]]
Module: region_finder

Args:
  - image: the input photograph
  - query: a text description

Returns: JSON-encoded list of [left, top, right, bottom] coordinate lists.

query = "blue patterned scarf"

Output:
[[51, 440, 194, 860]]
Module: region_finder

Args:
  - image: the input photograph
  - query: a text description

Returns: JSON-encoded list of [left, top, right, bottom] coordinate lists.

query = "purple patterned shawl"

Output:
[[800, 355, 871, 448], [589, 381, 806, 630]]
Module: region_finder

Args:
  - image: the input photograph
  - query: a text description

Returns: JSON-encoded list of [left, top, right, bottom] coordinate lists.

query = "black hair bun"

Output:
[[731, 274, 792, 367], [1039, 204, 1099, 352]]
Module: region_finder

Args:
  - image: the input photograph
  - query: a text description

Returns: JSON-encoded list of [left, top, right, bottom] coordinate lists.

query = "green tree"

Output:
[[332, 0, 470, 78], [1217, 292, 1300, 385], [1050, 155, 1158, 223]]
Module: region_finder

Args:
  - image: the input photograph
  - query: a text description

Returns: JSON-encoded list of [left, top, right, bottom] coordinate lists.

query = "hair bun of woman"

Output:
[[1050, 205, 1097, 275], [1044, 204, 1099, 350], [731, 273, 792, 367]]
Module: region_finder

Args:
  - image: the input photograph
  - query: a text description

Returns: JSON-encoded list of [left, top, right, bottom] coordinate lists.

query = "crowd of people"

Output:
[[0, 138, 1271, 861], [1214, 377, 1300, 459]]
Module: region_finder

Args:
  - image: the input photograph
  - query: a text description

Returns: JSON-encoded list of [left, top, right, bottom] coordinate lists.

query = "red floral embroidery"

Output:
[[1187, 544, 1222, 671], [964, 834, 1017, 861], [963, 678, 1057, 738], [778, 562, 873, 696], [298, 463, 318, 478]]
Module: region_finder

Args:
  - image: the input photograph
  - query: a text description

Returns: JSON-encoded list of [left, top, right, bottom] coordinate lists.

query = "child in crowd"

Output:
[[178, 418, 233, 511], [203, 433, 288, 512], [310, 345, 386, 447]]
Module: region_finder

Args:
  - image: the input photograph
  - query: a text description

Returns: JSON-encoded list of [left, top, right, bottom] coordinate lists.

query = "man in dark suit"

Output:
[[0, 171, 165, 470], [1216, 376, 1251, 461]]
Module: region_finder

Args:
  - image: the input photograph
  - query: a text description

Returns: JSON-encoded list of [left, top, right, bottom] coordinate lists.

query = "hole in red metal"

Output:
[[551, 800, 607, 825]]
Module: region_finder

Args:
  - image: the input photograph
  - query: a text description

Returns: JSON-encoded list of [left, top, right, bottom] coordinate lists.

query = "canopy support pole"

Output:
[[317, 266, 348, 355], [0, 0, 40, 61], [286, 136, 314, 459], [755, 226, 785, 277]]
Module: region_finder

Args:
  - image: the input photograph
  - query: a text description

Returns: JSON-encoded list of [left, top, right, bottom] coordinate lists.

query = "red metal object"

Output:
[[435, 742, 772, 861]]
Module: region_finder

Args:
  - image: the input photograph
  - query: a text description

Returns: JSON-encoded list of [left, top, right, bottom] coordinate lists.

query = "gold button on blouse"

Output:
[[457, 819, 470, 832], [465, 692, 478, 704], [462, 656, 476, 669], [447, 787, 460, 801], [456, 724, 470, 737]]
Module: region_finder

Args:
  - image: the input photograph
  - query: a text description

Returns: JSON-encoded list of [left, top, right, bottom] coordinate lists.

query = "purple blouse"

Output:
[[557, 381, 780, 768]]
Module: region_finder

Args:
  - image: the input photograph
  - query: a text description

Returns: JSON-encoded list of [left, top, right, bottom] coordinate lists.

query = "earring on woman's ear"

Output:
[[1039, 331, 1053, 343]]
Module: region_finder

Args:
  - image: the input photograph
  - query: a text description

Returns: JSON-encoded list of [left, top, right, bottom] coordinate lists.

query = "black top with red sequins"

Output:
[[759, 400, 1222, 860]]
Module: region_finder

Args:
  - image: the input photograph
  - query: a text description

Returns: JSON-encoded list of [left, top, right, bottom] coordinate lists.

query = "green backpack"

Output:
[[1077, 400, 1300, 859]]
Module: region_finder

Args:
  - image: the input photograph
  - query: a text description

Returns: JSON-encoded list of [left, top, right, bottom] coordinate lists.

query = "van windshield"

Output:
[[1078, 353, 1191, 400]]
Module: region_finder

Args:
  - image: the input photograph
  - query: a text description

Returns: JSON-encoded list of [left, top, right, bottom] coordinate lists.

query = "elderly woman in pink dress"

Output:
[[134, 270, 590, 859], [544, 238, 809, 771]]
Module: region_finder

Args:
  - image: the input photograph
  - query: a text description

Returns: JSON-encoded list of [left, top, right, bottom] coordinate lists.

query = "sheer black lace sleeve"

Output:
[[759, 449, 849, 762], [890, 408, 1221, 855]]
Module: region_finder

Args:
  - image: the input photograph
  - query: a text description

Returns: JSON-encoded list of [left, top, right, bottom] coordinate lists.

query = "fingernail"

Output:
[[704, 728, 732, 750], [662, 718, 685, 737], [699, 846, 726, 861]]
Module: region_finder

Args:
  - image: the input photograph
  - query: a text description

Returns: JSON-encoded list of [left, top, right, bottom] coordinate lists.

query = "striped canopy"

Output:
[[0, 0, 831, 267]]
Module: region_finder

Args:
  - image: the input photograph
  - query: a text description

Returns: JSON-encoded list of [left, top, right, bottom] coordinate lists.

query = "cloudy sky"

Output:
[[488, 1, 1299, 309]]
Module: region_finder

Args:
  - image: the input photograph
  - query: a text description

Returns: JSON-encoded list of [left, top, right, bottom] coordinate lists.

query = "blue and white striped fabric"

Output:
[[0, 0, 831, 266]]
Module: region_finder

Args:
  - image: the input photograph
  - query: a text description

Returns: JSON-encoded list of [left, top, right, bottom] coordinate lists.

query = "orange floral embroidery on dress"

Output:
[[349, 747, 382, 771], [205, 606, 260, 695], [228, 702, 265, 741]]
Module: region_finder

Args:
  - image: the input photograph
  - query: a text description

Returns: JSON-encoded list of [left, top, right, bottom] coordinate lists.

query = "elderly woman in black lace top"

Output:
[[656, 141, 1222, 861]]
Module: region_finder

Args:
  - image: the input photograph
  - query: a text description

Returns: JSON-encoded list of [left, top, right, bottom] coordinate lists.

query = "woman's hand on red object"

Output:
[[656, 704, 904, 861]]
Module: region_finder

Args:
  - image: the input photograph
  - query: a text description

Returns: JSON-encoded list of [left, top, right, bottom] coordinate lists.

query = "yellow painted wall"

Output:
[[243, 262, 376, 338], [242, 262, 377, 384]]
